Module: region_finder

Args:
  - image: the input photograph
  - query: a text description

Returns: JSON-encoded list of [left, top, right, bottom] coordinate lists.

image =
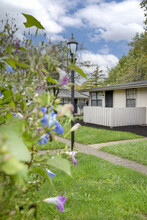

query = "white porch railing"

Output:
[[83, 106, 146, 127]]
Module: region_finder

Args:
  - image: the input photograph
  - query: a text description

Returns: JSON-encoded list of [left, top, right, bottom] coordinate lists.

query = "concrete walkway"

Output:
[[56, 137, 147, 176], [89, 137, 147, 149]]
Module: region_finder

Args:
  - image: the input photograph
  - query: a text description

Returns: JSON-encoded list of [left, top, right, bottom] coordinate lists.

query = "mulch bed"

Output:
[[76, 120, 147, 137]]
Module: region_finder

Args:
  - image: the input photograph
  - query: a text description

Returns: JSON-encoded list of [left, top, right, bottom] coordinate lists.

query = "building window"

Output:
[[91, 92, 102, 106], [60, 98, 69, 105], [126, 89, 136, 107]]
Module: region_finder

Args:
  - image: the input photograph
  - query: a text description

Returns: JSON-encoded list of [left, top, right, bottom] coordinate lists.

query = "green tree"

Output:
[[140, 0, 147, 27], [106, 32, 147, 85], [80, 65, 105, 89]]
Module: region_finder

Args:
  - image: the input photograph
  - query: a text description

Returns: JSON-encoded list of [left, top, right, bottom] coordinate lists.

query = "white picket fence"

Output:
[[83, 106, 146, 127]]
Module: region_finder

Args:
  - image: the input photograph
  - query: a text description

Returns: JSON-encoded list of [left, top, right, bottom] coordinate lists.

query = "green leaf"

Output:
[[6, 46, 12, 53], [6, 112, 13, 119], [4, 58, 29, 69], [47, 155, 71, 176], [22, 13, 45, 29], [5, 59, 16, 69], [68, 63, 87, 79], [41, 92, 50, 106], [46, 76, 58, 84], [41, 68, 47, 74], [0, 119, 31, 161], [2, 88, 13, 104], [15, 61, 29, 68], [9, 101, 15, 108], [19, 46, 26, 51], [1, 156, 26, 175], [33, 167, 53, 185]]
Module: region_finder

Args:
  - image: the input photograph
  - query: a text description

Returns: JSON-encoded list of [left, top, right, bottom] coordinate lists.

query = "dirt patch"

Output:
[[76, 120, 147, 137]]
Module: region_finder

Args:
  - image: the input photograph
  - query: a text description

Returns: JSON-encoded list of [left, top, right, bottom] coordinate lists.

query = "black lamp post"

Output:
[[67, 33, 78, 151]]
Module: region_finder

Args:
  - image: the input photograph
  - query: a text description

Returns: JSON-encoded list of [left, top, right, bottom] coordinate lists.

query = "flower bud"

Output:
[[38, 111, 44, 118], [1, 145, 8, 153], [55, 98, 60, 105], [3, 154, 11, 162], [70, 123, 81, 132], [58, 104, 74, 118]]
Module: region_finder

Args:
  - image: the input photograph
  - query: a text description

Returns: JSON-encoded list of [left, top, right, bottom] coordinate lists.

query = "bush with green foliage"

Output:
[[0, 14, 85, 219]]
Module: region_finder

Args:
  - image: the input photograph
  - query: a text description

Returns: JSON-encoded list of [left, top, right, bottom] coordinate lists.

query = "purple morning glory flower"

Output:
[[5, 64, 14, 73], [43, 195, 67, 213], [46, 168, 56, 179], [56, 67, 68, 86], [37, 86, 42, 90], [15, 42, 20, 53], [34, 127, 43, 132], [61, 75, 68, 86], [72, 157, 77, 167], [38, 134, 49, 145], [66, 151, 78, 167]]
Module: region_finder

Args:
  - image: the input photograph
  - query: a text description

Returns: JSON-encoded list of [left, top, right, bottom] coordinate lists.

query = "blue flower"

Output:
[[0, 92, 4, 99], [5, 64, 14, 73], [48, 110, 56, 126], [53, 121, 64, 135], [40, 110, 64, 135], [49, 110, 64, 134], [40, 107, 47, 114], [41, 114, 48, 127], [13, 113, 23, 118], [46, 168, 56, 179], [38, 134, 49, 145]]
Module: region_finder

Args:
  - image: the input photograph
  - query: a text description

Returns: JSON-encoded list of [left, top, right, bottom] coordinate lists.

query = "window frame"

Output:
[[91, 92, 102, 107], [126, 89, 136, 107], [60, 98, 69, 105]]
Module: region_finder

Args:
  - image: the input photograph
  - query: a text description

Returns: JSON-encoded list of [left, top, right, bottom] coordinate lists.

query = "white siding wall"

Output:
[[84, 106, 146, 127], [113, 90, 126, 107], [136, 88, 147, 124], [89, 88, 147, 124], [136, 88, 147, 106]]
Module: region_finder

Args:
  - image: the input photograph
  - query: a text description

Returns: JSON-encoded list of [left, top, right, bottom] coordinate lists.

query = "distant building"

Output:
[[81, 80, 147, 126], [58, 87, 89, 114]]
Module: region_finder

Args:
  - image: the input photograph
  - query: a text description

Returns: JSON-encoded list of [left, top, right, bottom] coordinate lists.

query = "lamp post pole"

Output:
[[67, 33, 78, 151], [71, 54, 74, 151]]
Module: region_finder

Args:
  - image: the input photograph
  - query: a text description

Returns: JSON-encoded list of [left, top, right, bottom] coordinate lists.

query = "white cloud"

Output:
[[98, 44, 110, 55], [78, 50, 119, 77], [60, 16, 83, 27], [0, 0, 65, 37], [99, 22, 144, 42], [0, 0, 144, 43], [48, 34, 65, 42], [75, 0, 144, 42]]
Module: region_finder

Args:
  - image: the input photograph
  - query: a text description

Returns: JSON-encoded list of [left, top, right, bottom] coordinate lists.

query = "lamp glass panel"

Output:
[[70, 43, 76, 54]]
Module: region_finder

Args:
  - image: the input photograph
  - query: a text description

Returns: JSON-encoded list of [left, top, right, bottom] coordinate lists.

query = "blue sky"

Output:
[[0, 0, 145, 77]]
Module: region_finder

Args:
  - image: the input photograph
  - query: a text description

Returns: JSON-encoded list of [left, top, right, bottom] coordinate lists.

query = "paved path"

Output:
[[55, 137, 147, 176], [89, 137, 147, 149]]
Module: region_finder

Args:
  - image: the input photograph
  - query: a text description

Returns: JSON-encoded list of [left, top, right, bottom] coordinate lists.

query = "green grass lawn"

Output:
[[36, 140, 67, 151], [24, 153, 147, 220], [100, 140, 147, 165], [60, 118, 144, 145]]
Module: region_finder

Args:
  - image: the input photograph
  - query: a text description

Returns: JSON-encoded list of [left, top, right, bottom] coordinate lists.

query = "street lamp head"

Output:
[[67, 33, 78, 56]]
